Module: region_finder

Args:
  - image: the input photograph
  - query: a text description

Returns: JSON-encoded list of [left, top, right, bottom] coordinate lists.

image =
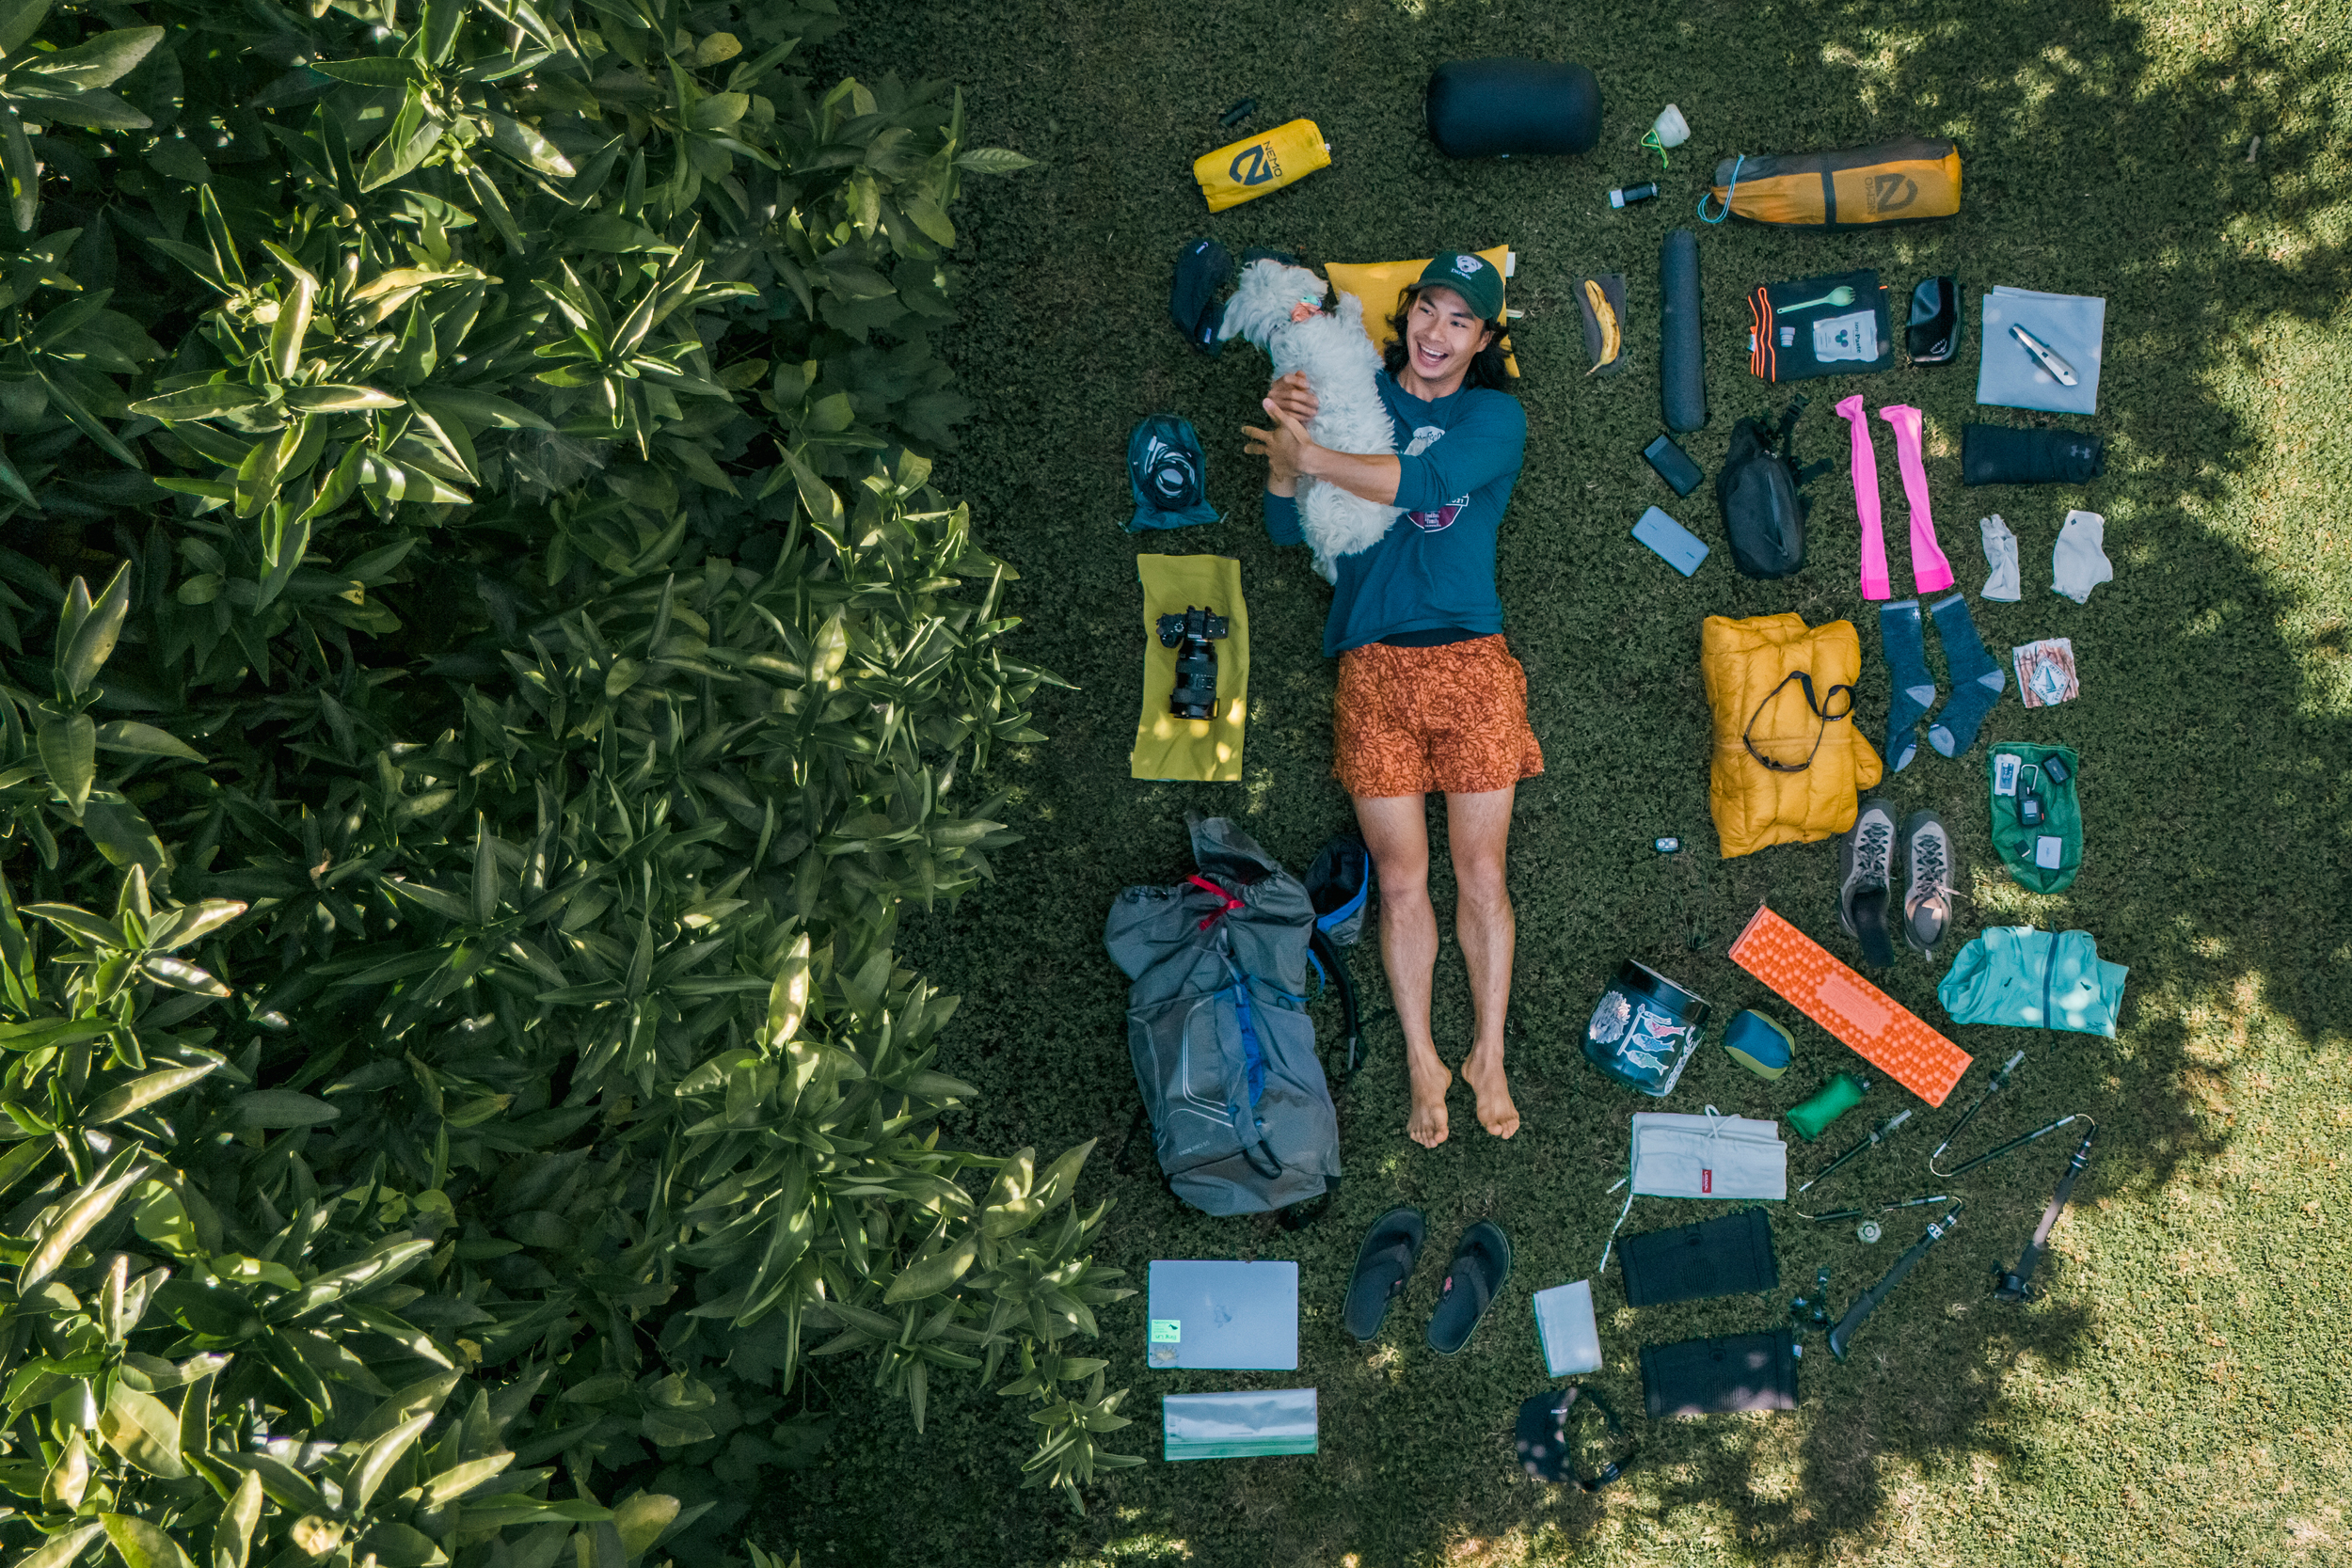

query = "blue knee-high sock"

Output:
[[1928, 593, 2005, 757], [1879, 599, 1934, 773]]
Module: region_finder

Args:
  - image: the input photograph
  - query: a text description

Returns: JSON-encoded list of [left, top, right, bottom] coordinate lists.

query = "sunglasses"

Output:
[[1907, 276, 1961, 365]]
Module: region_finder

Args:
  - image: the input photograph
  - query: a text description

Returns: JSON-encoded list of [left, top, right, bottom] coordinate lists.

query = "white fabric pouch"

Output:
[[1629, 1110, 1788, 1199]]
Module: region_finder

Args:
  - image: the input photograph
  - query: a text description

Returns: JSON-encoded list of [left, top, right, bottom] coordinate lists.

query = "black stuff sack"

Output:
[[1716, 398, 1827, 579]]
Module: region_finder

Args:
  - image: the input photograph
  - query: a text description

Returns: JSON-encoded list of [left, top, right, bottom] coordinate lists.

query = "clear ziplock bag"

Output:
[[1162, 1388, 1318, 1460]]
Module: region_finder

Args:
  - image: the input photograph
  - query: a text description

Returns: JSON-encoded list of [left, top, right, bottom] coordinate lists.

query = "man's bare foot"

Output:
[[1462, 1050, 1519, 1139], [1406, 1050, 1452, 1148]]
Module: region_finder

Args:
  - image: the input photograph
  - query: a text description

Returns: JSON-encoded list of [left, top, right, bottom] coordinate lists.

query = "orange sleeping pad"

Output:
[[1729, 906, 1972, 1106]]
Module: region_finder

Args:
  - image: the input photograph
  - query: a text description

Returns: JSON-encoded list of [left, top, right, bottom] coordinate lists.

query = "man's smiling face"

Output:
[[1401, 285, 1496, 389]]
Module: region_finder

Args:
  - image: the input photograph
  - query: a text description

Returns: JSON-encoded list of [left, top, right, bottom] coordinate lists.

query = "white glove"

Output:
[[1979, 514, 2021, 602], [2052, 510, 2113, 604]]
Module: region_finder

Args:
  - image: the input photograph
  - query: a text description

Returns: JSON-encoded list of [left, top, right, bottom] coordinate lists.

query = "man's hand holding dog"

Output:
[[1247, 369, 1403, 507], [1246, 372, 1320, 496]]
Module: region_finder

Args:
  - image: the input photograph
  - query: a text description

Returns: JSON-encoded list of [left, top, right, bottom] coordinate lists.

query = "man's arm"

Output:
[[1251, 391, 1528, 512], [1246, 401, 1403, 505]]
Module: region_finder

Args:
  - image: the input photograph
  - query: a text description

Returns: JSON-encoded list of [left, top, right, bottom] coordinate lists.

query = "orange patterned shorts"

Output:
[[1333, 635, 1545, 799]]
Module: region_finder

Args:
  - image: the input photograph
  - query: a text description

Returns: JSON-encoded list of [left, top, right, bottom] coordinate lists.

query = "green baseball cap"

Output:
[[1414, 251, 1504, 321]]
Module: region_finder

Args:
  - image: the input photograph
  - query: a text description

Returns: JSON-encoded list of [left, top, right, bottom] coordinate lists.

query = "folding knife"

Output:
[[2010, 323, 2078, 387]]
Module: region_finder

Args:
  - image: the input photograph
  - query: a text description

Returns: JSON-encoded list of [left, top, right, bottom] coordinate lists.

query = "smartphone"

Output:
[[1631, 506, 1708, 577], [1644, 434, 1704, 497]]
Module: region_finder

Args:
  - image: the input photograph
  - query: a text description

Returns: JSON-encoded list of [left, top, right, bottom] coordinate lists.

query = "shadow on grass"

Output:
[[761, 0, 2351, 1562]]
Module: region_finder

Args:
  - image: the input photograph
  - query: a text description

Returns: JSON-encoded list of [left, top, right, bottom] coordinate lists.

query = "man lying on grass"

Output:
[[1245, 251, 1537, 1148]]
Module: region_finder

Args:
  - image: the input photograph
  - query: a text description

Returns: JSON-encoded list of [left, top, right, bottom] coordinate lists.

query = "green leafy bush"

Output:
[[0, 2, 1134, 1564]]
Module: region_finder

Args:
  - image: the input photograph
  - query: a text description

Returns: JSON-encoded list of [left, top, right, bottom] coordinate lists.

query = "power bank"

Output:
[[1632, 506, 1708, 577], [1644, 434, 1704, 496]]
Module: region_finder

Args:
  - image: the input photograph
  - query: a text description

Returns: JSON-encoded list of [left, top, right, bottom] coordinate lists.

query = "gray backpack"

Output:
[[1104, 816, 1343, 1216]]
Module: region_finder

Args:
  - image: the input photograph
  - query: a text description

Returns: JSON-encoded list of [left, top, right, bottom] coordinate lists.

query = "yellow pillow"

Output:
[[1325, 245, 1519, 376]]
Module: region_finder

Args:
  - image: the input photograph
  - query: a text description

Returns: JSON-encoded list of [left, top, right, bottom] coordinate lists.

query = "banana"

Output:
[[1584, 279, 1620, 374]]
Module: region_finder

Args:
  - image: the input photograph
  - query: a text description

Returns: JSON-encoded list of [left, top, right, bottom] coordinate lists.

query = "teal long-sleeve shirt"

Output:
[[1937, 927, 2128, 1037], [1262, 373, 1527, 657]]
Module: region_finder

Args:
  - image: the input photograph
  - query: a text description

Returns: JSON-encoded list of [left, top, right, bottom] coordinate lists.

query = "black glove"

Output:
[[1962, 423, 2105, 484]]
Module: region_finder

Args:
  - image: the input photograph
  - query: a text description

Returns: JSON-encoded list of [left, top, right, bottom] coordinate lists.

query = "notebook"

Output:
[[1146, 1260, 1298, 1370], [1532, 1279, 1603, 1377]]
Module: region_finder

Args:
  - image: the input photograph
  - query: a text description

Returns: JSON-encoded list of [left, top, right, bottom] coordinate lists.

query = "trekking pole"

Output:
[[1828, 1202, 1963, 1360], [1796, 1109, 1912, 1195], [1993, 1119, 2097, 1303], [1930, 1051, 2025, 1175], [1937, 1113, 2086, 1179]]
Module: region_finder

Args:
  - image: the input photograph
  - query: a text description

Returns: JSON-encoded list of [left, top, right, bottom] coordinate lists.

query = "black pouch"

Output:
[[1619, 1207, 1777, 1307], [1961, 423, 2106, 485], [1641, 1329, 1800, 1418], [1717, 399, 1827, 579]]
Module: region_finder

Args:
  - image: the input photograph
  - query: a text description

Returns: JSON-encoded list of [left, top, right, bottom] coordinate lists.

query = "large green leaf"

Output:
[[21, 26, 164, 90]]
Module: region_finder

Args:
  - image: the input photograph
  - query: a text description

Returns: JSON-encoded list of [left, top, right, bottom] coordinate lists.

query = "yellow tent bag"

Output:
[[1707, 137, 1961, 230], [1325, 245, 1519, 377], [1702, 613, 1883, 858], [1194, 119, 1331, 213], [1132, 554, 1249, 782]]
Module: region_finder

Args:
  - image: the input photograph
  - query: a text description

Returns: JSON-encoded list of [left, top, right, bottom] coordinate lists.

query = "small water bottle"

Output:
[[1610, 182, 1661, 210]]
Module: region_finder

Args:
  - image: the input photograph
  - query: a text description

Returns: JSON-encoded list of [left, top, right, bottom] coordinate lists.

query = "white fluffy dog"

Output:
[[1218, 259, 1401, 581]]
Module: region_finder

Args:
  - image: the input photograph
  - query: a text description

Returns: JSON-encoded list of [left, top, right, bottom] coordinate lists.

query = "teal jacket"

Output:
[[1937, 927, 2127, 1037]]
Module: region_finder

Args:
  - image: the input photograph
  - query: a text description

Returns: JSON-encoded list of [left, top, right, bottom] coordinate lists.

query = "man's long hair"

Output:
[[1381, 284, 1512, 390]]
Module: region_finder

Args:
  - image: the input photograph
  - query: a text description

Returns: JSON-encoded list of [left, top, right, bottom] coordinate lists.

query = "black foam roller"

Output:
[[1424, 58, 1602, 159], [1660, 229, 1706, 432]]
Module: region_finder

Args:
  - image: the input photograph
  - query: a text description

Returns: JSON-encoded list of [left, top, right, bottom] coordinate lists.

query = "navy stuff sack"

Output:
[[1105, 816, 1342, 1216]]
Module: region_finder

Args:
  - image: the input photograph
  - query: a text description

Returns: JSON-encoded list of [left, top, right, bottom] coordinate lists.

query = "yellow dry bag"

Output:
[[1194, 119, 1331, 213]]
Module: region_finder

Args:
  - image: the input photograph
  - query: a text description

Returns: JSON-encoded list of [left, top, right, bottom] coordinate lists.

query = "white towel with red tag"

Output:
[[1630, 1110, 1787, 1199]]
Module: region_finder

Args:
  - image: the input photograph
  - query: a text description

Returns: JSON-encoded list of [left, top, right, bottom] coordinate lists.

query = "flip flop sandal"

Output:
[[1342, 1206, 1426, 1342], [1425, 1219, 1513, 1355]]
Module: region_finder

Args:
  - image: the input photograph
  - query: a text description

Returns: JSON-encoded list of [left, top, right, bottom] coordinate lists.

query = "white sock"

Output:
[[2052, 510, 2112, 604], [1979, 515, 2021, 602]]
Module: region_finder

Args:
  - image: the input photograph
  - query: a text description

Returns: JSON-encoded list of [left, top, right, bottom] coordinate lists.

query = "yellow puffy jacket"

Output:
[[1702, 613, 1883, 859]]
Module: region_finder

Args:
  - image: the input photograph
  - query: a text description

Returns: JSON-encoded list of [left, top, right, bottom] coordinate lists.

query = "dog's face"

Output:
[[1216, 259, 1329, 348]]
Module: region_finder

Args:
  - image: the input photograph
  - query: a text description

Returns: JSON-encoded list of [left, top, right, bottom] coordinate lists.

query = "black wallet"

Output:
[[1618, 1207, 1777, 1307], [1643, 434, 1704, 497], [1641, 1329, 1800, 1418]]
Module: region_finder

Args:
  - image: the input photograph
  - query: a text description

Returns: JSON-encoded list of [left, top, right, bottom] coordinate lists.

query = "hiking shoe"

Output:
[[1901, 810, 1956, 956], [1837, 798, 1898, 969]]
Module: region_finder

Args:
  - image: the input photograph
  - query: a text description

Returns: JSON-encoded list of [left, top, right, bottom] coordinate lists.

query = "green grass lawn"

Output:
[[761, 1, 2352, 1561]]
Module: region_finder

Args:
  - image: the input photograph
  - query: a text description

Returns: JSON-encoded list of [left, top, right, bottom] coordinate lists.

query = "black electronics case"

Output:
[[1641, 1329, 1800, 1418], [1619, 1207, 1778, 1307]]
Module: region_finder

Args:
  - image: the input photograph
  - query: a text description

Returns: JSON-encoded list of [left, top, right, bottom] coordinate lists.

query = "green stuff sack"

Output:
[[1708, 137, 1962, 230], [1786, 1071, 1865, 1142], [1989, 743, 2081, 893]]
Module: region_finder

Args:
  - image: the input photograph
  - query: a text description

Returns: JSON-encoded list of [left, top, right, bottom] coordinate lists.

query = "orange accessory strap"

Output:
[[1729, 905, 1971, 1105]]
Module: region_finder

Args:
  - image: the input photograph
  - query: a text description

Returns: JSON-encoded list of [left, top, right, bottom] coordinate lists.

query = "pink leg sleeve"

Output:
[[1879, 404, 1955, 594], [1836, 394, 1892, 600]]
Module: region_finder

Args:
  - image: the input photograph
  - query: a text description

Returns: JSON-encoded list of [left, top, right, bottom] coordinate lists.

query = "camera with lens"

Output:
[[1156, 605, 1229, 720]]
